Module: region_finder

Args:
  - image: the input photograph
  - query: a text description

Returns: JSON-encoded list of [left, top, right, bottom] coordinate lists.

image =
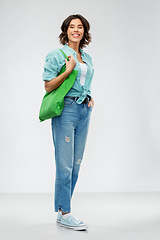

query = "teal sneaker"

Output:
[[60, 214, 88, 231], [57, 211, 62, 223]]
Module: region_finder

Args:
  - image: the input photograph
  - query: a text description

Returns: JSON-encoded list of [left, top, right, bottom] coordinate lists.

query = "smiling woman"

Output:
[[42, 14, 94, 231], [67, 19, 84, 45], [59, 14, 91, 49]]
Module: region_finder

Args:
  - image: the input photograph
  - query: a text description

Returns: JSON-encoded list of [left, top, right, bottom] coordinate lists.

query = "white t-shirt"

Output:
[[79, 63, 87, 86]]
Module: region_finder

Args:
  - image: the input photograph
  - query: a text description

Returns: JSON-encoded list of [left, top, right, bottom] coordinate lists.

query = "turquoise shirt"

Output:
[[42, 44, 94, 104]]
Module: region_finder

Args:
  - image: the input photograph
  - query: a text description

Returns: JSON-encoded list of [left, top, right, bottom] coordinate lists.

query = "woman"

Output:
[[42, 14, 94, 230]]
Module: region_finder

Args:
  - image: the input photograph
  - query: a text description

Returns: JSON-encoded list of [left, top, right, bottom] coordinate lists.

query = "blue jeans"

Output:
[[51, 97, 92, 213]]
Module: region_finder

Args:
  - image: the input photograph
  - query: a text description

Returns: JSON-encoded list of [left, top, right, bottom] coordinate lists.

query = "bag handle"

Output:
[[59, 49, 69, 61]]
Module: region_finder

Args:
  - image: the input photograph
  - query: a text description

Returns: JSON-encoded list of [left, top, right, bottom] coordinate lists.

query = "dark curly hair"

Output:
[[59, 14, 91, 49]]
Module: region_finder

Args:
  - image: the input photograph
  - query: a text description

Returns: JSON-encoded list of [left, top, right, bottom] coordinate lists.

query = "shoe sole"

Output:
[[60, 223, 88, 231], [57, 219, 61, 223]]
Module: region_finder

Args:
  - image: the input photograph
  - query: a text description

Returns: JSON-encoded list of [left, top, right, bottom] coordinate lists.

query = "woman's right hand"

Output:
[[65, 55, 76, 74], [45, 55, 76, 93]]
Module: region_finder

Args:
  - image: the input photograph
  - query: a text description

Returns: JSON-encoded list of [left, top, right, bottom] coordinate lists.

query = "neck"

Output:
[[68, 41, 80, 54]]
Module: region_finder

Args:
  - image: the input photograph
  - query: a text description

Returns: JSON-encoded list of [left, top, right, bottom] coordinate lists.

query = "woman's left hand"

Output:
[[88, 97, 94, 108]]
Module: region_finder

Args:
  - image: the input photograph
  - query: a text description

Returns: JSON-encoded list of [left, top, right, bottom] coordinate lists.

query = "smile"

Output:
[[72, 34, 80, 37]]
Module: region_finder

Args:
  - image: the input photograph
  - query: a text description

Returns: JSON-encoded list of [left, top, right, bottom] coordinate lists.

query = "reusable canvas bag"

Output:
[[39, 49, 78, 122]]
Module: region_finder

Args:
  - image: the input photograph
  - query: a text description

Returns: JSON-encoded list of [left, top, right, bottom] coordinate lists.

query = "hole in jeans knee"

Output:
[[65, 136, 70, 143]]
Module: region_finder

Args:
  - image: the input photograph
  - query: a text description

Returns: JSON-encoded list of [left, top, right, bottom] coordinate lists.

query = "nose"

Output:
[[74, 26, 78, 31]]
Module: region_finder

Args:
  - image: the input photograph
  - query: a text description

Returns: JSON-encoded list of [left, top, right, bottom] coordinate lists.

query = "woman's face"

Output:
[[67, 18, 84, 45]]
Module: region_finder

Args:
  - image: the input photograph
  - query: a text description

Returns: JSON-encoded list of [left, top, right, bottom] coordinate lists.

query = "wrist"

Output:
[[65, 68, 72, 75]]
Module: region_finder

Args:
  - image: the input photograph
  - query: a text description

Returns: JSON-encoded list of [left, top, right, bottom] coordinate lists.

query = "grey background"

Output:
[[0, 0, 160, 193]]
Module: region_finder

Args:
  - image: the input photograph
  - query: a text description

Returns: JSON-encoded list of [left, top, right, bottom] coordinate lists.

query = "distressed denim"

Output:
[[51, 97, 92, 213]]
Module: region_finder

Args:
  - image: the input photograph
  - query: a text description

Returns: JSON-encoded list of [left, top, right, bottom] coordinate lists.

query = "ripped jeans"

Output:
[[51, 97, 92, 213]]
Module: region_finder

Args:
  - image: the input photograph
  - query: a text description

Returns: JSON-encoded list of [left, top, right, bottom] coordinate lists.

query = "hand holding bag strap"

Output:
[[39, 49, 78, 122]]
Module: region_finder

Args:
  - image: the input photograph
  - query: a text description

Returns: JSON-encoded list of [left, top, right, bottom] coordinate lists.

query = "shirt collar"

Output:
[[79, 48, 84, 54], [62, 44, 84, 56]]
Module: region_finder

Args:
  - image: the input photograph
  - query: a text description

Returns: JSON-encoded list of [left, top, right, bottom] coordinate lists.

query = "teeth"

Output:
[[73, 35, 79, 36]]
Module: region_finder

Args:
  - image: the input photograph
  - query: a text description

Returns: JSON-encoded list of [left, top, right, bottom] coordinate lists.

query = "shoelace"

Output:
[[67, 215, 82, 225]]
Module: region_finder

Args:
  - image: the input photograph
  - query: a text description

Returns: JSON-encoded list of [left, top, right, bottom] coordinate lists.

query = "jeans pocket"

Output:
[[64, 98, 75, 107], [89, 106, 93, 110]]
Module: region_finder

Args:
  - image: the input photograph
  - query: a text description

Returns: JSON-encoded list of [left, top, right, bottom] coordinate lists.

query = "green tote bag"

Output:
[[39, 49, 78, 122]]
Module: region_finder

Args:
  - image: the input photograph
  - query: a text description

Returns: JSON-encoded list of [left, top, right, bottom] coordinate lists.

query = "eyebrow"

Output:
[[69, 24, 83, 26]]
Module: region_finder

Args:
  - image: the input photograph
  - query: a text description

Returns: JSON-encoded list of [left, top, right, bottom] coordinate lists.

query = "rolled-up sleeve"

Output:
[[42, 53, 59, 81]]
